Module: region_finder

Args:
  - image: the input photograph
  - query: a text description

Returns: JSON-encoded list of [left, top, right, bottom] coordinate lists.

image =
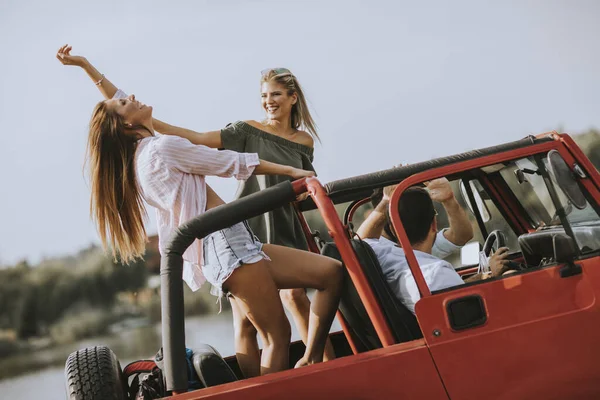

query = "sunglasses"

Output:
[[261, 68, 292, 76]]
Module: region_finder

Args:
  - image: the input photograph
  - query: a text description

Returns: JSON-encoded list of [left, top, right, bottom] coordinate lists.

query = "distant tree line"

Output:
[[573, 129, 600, 168], [0, 246, 148, 339]]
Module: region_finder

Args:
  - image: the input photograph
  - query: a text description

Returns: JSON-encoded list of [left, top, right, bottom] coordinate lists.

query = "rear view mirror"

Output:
[[514, 169, 527, 184], [459, 180, 491, 223], [461, 242, 481, 267], [547, 150, 587, 210]]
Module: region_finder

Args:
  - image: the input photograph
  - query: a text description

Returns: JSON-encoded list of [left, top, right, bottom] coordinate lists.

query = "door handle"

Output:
[[446, 295, 487, 331]]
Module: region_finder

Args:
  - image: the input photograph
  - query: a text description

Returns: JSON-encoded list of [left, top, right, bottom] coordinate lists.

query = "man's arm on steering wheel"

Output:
[[463, 247, 510, 282]]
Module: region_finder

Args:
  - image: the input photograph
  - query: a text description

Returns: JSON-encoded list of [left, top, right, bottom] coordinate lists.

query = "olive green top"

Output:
[[221, 121, 315, 250]]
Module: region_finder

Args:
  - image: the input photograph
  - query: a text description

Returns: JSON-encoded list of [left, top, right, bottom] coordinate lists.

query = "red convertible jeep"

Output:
[[65, 132, 600, 399]]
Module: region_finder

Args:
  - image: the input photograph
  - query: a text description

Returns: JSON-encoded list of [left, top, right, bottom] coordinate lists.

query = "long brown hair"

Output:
[[86, 101, 147, 263], [261, 69, 320, 143]]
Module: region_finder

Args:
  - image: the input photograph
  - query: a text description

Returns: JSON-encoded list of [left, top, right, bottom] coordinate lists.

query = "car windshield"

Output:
[[499, 154, 600, 229]]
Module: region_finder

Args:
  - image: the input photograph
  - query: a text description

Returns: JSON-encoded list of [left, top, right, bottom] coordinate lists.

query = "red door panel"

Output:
[[415, 258, 600, 400], [173, 340, 449, 400]]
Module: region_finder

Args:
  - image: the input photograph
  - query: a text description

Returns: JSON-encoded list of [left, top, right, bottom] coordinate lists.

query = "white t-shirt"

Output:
[[364, 231, 464, 314]]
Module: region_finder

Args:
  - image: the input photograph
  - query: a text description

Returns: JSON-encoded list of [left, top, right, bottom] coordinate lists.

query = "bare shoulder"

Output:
[[244, 120, 314, 147], [243, 120, 263, 129], [295, 130, 315, 148]]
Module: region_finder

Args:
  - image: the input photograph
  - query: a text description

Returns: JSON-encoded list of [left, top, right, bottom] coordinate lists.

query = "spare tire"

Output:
[[65, 346, 126, 400]]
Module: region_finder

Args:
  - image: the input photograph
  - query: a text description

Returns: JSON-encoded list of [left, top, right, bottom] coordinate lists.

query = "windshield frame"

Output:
[[497, 153, 600, 230]]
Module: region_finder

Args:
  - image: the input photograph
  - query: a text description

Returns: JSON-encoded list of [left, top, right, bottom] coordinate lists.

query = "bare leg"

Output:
[[230, 297, 260, 378], [224, 260, 291, 375], [280, 289, 336, 361], [262, 244, 342, 367]]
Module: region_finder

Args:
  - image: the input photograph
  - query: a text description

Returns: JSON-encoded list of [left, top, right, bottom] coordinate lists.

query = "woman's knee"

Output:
[[234, 311, 258, 338], [280, 288, 309, 310], [274, 316, 292, 344], [323, 258, 344, 289], [263, 314, 292, 348]]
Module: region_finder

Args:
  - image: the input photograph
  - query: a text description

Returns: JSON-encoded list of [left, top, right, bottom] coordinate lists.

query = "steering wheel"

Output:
[[480, 230, 524, 273], [482, 230, 507, 257]]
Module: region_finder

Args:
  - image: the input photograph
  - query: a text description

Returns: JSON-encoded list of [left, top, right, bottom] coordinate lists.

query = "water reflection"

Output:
[[0, 312, 236, 400], [0, 308, 341, 400]]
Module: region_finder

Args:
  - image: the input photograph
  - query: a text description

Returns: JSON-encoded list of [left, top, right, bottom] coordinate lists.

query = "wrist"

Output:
[[79, 57, 91, 69], [491, 265, 506, 277], [375, 200, 389, 213], [441, 196, 460, 210]]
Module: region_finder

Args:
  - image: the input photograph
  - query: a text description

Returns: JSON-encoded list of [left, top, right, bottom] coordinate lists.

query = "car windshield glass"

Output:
[[499, 155, 600, 228]]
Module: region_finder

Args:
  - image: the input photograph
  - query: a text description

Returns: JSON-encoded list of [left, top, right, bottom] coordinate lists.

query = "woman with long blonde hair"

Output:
[[58, 45, 335, 377], [58, 46, 342, 374]]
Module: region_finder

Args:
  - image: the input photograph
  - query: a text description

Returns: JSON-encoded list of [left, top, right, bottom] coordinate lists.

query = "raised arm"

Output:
[[56, 44, 118, 99], [56, 44, 223, 148], [356, 185, 396, 240], [426, 178, 473, 246]]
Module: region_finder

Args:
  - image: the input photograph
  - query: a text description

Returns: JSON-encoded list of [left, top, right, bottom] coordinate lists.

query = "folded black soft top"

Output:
[[299, 135, 555, 211]]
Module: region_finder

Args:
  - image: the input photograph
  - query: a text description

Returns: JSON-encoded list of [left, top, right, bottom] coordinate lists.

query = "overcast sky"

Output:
[[0, 0, 598, 265]]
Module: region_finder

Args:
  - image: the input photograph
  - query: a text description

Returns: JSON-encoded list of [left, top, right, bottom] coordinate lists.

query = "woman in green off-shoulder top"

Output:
[[150, 69, 335, 377], [221, 119, 315, 249]]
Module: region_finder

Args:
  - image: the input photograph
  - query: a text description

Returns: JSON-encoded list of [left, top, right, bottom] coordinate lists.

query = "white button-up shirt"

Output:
[[364, 231, 465, 313], [135, 133, 259, 291]]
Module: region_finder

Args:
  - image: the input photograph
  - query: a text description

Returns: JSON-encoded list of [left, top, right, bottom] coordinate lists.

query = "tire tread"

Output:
[[65, 346, 125, 400]]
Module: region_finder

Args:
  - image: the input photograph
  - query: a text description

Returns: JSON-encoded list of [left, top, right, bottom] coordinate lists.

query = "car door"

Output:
[[416, 258, 600, 400], [414, 152, 600, 399]]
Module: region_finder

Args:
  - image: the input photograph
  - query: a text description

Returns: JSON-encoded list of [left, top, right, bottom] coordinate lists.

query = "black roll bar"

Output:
[[160, 180, 298, 392]]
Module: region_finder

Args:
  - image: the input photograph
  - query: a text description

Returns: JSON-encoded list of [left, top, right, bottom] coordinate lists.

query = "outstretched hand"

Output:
[[56, 44, 87, 67], [296, 192, 310, 202]]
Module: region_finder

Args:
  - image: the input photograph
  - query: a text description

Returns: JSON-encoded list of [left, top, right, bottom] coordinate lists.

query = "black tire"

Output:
[[64, 346, 127, 400]]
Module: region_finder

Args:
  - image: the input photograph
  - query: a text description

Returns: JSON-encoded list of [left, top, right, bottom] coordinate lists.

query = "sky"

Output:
[[0, 0, 599, 265]]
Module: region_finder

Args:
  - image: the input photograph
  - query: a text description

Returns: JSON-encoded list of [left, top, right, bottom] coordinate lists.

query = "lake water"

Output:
[[0, 313, 235, 400], [0, 311, 341, 400]]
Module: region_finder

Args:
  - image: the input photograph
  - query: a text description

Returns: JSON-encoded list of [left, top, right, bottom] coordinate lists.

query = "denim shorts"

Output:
[[202, 221, 270, 306]]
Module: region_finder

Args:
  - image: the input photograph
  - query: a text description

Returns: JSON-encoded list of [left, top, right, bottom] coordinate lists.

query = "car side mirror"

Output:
[[461, 242, 481, 267], [553, 234, 578, 263], [553, 234, 581, 278]]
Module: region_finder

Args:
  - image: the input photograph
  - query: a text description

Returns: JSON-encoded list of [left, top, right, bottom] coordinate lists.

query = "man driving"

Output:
[[357, 179, 509, 313]]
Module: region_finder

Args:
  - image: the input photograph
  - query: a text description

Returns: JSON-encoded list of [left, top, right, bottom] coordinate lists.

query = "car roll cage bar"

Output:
[[160, 178, 395, 393]]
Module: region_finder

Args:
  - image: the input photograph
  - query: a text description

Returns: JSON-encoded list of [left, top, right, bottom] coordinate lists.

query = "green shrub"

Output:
[[48, 307, 115, 345]]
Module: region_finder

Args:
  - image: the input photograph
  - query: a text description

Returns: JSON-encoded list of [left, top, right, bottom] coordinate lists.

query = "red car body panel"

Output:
[[173, 340, 448, 400]]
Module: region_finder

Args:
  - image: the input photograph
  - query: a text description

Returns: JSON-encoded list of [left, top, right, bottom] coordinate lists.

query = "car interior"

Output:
[[306, 150, 600, 354]]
